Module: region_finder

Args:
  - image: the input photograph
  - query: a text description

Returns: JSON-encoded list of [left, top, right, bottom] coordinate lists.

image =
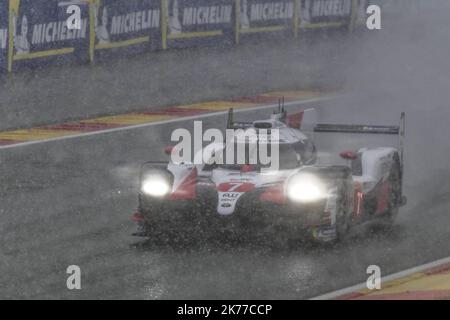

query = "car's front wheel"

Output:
[[378, 159, 402, 227], [310, 184, 351, 244]]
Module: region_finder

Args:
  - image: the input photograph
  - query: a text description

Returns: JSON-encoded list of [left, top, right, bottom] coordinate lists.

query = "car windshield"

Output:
[[218, 142, 300, 171]]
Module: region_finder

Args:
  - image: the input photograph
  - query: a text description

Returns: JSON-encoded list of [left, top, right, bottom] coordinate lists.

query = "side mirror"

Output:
[[164, 145, 175, 155], [340, 151, 357, 160]]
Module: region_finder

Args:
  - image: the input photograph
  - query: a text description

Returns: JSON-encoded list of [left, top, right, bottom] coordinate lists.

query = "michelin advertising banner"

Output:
[[237, 0, 296, 41], [299, 0, 354, 28], [7, 0, 90, 72], [90, 0, 161, 59], [0, 1, 8, 71], [163, 0, 235, 48]]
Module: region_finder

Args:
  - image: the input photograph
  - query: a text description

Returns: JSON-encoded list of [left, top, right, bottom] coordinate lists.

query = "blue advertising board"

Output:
[[8, 0, 90, 71], [236, 0, 296, 42], [90, 0, 162, 60], [299, 0, 354, 29], [163, 0, 235, 49]]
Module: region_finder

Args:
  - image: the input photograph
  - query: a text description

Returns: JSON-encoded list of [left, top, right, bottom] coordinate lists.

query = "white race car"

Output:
[[132, 102, 407, 243]]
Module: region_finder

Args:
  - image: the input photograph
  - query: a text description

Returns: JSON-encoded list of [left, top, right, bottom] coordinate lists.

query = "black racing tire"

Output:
[[385, 159, 402, 223]]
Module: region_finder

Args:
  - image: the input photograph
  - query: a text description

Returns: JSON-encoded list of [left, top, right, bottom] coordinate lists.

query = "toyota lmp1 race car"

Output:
[[132, 102, 407, 244]]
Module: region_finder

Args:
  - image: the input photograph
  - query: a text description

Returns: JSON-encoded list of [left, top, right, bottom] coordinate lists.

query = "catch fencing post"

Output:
[[7, 0, 19, 72], [294, 0, 299, 38], [235, 0, 240, 44], [349, 0, 358, 33], [88, 0, 95, 63], [161, 0, 167, 49]]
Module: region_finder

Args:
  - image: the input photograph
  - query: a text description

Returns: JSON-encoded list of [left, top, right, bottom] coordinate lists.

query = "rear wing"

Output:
[[314, 113, 406, 166], [226, 97, 318, 132], [227, 98, 288, 130], [314, 124, 400, 135]]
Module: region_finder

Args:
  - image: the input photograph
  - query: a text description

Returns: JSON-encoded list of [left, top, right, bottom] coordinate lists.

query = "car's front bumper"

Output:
[[138, 187, 332, 234]]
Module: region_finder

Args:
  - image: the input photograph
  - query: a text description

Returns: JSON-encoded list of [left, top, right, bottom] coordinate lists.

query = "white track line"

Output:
[[0, 95, 340, 150], [310, 255, 450, 300]]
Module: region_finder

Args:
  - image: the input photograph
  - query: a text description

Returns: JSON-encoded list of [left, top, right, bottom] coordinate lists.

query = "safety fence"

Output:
[[0, 0, 370, 72]]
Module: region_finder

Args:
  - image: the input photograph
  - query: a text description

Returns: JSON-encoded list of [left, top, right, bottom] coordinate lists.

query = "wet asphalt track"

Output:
[[1, 93, 450, 299]]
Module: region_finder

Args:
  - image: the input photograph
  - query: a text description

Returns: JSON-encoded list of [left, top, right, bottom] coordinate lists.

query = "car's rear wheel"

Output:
[[376, 159, 402, 228], [386, 159, 402, 221]]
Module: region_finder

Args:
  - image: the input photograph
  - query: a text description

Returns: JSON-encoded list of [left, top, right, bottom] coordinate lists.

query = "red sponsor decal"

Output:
[[131, 212, 145, 222], [217, 182, 255, 193], [287, 111, 304, 129], [260, 184, 286, 204]]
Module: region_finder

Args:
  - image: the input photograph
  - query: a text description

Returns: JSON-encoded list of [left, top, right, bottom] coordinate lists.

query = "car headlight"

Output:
[[141, 176, 171, 197], [287, 172, 327, 202]]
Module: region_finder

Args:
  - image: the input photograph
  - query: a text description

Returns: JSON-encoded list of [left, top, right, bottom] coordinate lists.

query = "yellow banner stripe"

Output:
[[240, 26, 287, 34], [95, 36, 150, 50], [13, 48, 75, 61], [302, 22, 346, 29], [168, 30, 223, 40]]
